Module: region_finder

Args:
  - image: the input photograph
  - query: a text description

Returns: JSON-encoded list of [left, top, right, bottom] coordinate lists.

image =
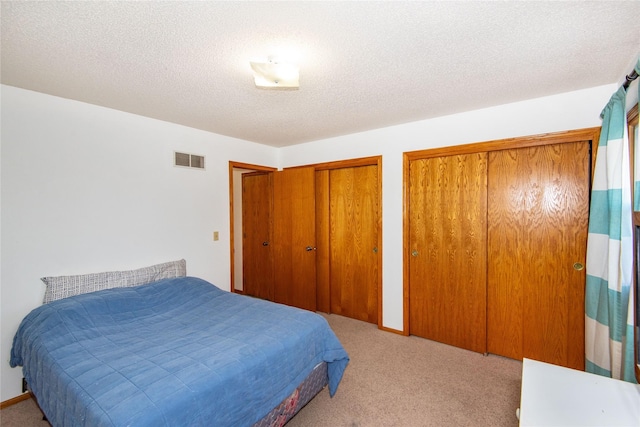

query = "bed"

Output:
[[10, 275, 349, 426]]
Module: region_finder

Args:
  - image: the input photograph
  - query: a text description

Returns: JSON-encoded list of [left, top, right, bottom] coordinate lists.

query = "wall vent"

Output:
[[174, 152, 205, 170]]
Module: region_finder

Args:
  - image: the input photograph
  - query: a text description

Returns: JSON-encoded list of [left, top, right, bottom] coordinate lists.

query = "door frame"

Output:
[[229, 156, 383, 328], [402, 127, 601, 335]]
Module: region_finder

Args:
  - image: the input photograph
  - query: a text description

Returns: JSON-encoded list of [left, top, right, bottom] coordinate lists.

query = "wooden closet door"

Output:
[[272, 167, 317, 311], [408, 154, 488, 353], [487, 142, 590, 370], [242, 172, 273, 300], [329, 165, 379, 324]]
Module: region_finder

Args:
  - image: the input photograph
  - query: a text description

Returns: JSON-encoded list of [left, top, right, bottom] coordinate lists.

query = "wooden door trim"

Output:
[[228, 161, 277, 294], [402, 152, 411, 335], [404, 127, 601, 160], [402, 127, 600, 336], [291, 155, 382, 171]]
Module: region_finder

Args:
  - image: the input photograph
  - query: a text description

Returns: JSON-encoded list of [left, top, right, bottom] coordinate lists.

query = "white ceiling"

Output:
[[2, 1, 639, 148]]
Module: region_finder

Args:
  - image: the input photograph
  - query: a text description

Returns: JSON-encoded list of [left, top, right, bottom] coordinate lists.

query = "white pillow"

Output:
[[41, 259, 186, 304]]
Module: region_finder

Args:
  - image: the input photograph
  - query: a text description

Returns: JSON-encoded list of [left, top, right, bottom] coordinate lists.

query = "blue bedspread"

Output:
[[10, 277, 349, 426]]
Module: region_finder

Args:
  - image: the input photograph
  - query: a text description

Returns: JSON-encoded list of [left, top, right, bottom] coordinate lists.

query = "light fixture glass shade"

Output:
[[250, 59, 299, 89]]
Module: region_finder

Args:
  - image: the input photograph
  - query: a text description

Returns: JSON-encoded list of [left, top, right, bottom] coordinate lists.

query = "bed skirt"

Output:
[[253, 362, 328, 427], [26, 362, 329, 427]]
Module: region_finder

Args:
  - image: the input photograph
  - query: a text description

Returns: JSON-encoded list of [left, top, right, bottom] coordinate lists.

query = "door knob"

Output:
[[411, 250, 419, 257], [305, 246, 317, 251], [573, 262, 584, 271], [262, 241, 269, 246]]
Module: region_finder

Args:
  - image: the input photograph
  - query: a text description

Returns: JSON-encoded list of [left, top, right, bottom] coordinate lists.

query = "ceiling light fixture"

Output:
[[250, 57, 299, 89]]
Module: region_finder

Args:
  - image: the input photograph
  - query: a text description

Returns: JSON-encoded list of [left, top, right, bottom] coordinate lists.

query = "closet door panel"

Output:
[[273, 167, 317, 311], [329, 165, 379, 324], [526, 142, 589, 369], [486, 151, 526, 360], [487, 142, 590, 369], [409, 154, 487, 353], [242, 173, 274, 300]]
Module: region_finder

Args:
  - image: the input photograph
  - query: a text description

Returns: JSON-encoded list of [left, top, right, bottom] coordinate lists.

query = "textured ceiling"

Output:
[[2, 1, 639, 147]]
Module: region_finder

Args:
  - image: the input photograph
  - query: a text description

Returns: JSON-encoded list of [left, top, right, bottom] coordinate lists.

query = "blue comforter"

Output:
[[10, 277, 349, 426]]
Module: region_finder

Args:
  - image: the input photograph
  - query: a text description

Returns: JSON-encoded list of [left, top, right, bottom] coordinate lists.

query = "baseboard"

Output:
[[0, 392, 31, 409], [379, 325, 406, 336]]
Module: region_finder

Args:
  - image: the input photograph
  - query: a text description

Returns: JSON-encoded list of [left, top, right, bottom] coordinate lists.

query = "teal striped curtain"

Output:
[[585, 81, 636, 382]]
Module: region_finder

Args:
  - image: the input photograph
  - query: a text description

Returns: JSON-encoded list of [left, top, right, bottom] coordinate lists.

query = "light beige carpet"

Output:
[[288, 314, 522, 427], [1, 397, 46, 427], [1, 313, 522, 426]]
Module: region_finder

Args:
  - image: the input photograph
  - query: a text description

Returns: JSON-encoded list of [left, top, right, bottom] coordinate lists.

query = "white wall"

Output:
[[280, 83, 618, 332], [0, 85, 278, 401], [0, 83, 619, 401]]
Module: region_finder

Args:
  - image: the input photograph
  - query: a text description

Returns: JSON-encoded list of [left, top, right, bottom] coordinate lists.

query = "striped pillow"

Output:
[[41, 259, 186, 303]]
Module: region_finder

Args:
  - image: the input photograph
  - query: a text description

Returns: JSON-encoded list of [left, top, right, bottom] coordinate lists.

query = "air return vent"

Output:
[[174, 152, 205, 169]]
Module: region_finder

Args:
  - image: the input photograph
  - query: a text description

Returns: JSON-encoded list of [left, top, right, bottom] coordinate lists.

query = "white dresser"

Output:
[[519, 358, 640, 426]]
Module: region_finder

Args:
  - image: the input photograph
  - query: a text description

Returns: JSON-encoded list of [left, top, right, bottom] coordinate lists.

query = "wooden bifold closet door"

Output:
[[241, 168, 317, 312], [272, 167, 317, 312], [407, 134, 592, 369], [242, 172, 274, 301], [241, 161, 381, 323], [328, 165, 379, 324], [408, 154, 488, 353], [487, 142, 589, 370]]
